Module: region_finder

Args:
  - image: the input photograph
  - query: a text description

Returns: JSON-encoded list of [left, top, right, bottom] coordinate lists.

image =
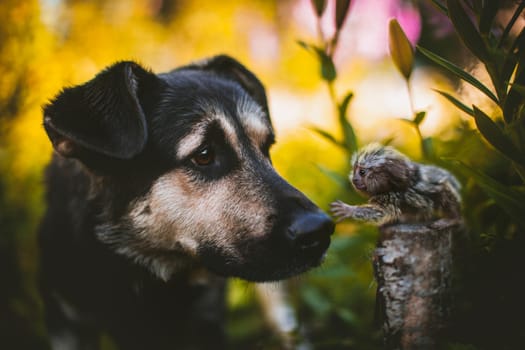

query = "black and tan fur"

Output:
[[331, 143, 461, 226], [39, 55, 334, 349]]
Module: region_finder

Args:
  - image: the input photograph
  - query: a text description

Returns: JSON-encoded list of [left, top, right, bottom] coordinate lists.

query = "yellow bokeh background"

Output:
[[1, 0, 462, 208]]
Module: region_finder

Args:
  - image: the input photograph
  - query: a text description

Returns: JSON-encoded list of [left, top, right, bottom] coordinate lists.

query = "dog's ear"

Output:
[[43, 61, 159, 160], [184, 55, 270, 117]]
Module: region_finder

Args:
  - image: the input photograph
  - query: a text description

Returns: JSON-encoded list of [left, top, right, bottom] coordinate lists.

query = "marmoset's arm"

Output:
[[330, 197, 401, 226]]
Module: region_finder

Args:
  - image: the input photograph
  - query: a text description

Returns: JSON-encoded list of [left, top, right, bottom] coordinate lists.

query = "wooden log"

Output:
[[373, 220, 463, 350]]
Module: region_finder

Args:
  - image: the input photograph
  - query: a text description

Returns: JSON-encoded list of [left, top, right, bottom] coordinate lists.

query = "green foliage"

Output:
[[338, 92, 358, 154], [297, 41, 337, 82], [296, 3, 381, 348], [447, 159, 525, 227], [294, 231, 381, 349], [434, 89, 475, 116], [302, 1, 525, 348], [1, 0, 524, 349], [417, 45, 499, 103], [298, 6, 358, 157], [418, 0, 525, 219], [419, 1, 525, 348]]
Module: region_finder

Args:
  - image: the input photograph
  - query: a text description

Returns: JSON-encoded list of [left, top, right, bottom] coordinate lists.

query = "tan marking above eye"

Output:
[[241, 115, 272, 148], [176, 124, 207, 160], [236, 95, 272, 148]]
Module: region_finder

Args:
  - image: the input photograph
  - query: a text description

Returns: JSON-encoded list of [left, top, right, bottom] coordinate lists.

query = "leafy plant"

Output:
[[413, 2, 525, 349], [299, 0, 358, 158], [389, 18, 434, 159], [293, 2, 381, 348], [419, 0, 525, 228]]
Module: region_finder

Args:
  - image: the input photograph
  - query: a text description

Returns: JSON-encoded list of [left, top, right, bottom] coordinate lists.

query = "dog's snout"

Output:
[[286, 212, 334, 251]]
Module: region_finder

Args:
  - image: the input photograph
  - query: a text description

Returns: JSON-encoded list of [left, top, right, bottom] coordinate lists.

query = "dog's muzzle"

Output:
[[286, 211, 334, 255]]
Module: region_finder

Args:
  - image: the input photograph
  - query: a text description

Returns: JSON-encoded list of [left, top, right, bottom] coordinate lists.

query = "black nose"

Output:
[[286, 212, 335, 251]]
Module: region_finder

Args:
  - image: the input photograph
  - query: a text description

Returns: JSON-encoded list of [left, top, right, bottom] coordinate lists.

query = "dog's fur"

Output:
[[38, 55, 334, 349]]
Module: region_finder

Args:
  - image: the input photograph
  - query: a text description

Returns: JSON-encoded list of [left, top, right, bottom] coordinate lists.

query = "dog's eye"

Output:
[[191, 146, 215, 166]]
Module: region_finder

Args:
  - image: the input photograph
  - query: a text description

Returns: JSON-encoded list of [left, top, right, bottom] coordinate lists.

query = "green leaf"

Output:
[[434, 89, 475, 116], [445, 159, 525, 228], [309, 126, 345, 149], [297, 40, 313, 52], [498, 0, 525, 48], [339, 91, 354, 116], [413, 111, 426, 125], [430, 0, 448, 15], [337, 308, 358, 326], [479, 0, 498, 35], [473, 106, 525, 166], [316, 164, 349, 189], [310, 0, 327, 17], [503, 49, 525, 123], [320, 51, 337, 81], [422, 137, 434, 160], [501, 26, 524, 86], [389, 18, 414, 81], [301, 287, 331, 316], [340, 117, 357, 154], [446, 0, 490, 62], [297, 41, 337, 81], [335, 0, 352, 30], [501, 54, 519, 92], [417, 45, 499, 103], [338, 92, 358, 153], [508, 83, 525, 97], [496, 27, 525, 109]]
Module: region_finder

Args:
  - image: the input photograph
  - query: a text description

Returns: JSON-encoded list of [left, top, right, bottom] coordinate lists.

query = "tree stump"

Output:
[[373, 220, 463, 350]]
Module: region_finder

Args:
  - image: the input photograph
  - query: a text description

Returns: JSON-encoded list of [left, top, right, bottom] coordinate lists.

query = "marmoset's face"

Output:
[[351, 163, 392, 195]]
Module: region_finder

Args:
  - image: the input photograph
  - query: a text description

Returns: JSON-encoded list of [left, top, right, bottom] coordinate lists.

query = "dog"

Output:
[[38, 55, 334, 349]]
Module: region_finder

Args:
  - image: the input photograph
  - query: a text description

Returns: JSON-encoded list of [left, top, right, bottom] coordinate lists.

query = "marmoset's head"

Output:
[[350, 143, 414, 195]]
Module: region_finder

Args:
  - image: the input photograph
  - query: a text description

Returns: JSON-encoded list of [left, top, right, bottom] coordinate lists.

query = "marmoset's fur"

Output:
[[331, 143, 461, 226]]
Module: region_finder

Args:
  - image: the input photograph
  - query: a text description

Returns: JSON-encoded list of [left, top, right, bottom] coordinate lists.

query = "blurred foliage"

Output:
[[421, 1, 525, 349], [297, 0, 525, 349], [1, 0, 525, 349]]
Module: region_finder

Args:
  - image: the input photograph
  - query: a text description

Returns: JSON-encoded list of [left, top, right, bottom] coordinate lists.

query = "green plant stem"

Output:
[[327, 31, 340, 58], [407, 80, 416, 117], [327, 81, 337, 107], [406, 80, 426, 158], [485, 62, 506, 103], [326, 80, 343, 141], [316, 20, 326, 51], [316, 16, 342, 142]]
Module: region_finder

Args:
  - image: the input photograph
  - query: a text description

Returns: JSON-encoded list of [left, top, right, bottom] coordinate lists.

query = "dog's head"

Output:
[[43, 56, 334, 282]]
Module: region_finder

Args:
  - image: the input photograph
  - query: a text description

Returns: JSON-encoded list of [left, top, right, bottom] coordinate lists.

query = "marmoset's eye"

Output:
[[358, 168, 366, 176]]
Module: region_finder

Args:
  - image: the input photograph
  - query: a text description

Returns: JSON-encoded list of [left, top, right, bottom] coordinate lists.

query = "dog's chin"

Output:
[[198, 237, 331, 282], [232, 254, 328, 282]]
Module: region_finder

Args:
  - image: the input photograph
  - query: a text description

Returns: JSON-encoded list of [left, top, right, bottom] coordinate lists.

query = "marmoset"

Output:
[[330, 143, 461, 226]]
